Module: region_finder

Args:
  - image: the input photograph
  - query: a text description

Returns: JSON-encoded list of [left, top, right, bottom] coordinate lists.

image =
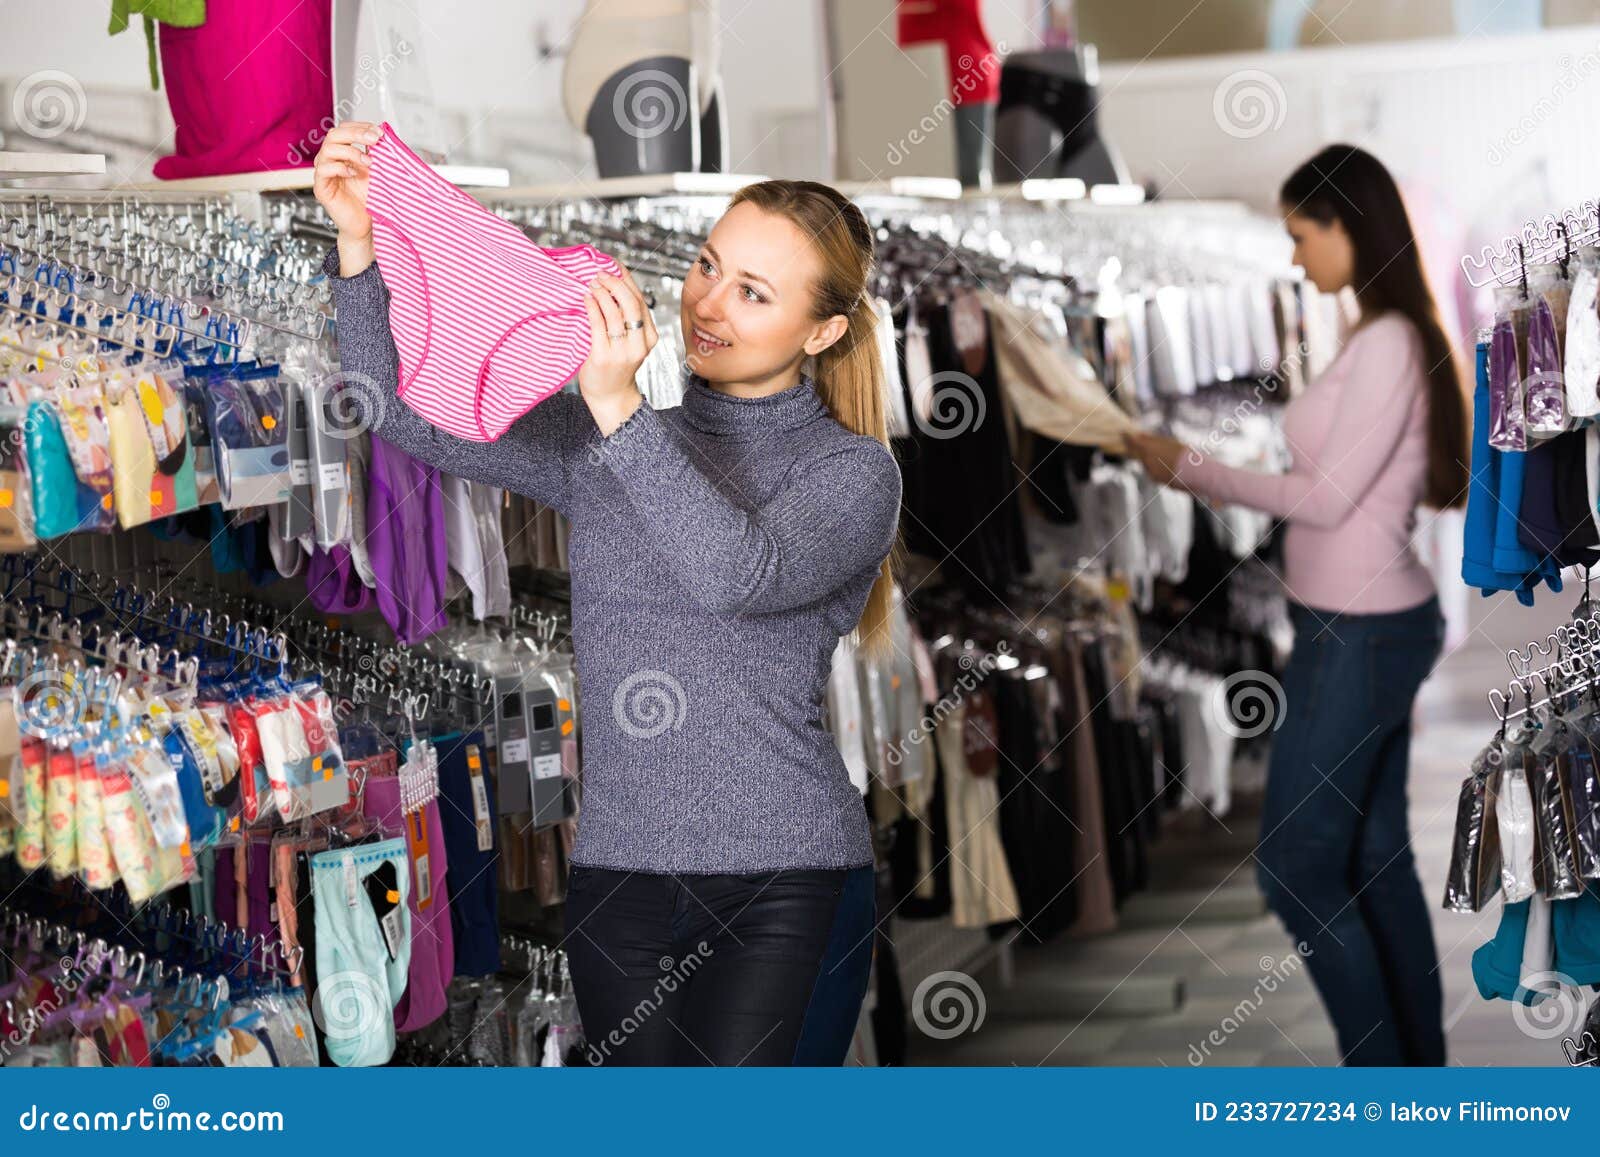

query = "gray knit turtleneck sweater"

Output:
[[323, 248, 901, 873]]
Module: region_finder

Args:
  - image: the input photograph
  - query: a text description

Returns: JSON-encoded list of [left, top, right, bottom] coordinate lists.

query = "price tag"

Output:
[[318, 462, 346, 490], [501, 737, 529, 766], [405, 809, 432, 910], [467, 745, 492, 852], [343, 851, 357, 908], [290, 460, 311, 486], [532, 752, 562, 781]]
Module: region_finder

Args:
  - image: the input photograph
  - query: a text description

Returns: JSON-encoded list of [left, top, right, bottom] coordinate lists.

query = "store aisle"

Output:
[[904, 593, 1576, 1067]]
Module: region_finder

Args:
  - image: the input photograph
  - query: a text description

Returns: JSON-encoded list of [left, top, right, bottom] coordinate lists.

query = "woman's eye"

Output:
[[698, 257, 715, 277], [741, 285, 764, 304]]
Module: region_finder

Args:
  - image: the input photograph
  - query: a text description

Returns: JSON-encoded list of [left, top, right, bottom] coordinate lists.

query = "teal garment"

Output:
[[207, 507, 245, 574], [1553, 883, 1600, 986], [25, 402, 86, 539], [1471, 898, 1538, 1004]]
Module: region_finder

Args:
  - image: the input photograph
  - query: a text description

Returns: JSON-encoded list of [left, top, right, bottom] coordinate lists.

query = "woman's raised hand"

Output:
[[313, 121, 383, 274], [579, 263, 659, 434]]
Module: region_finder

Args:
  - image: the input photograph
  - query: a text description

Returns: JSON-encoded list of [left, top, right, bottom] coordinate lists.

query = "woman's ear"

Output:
[[803, 314, 851, 357]]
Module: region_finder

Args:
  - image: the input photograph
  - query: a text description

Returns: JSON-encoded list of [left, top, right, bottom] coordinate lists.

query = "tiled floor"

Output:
[[903, 586, 1587, 1067]]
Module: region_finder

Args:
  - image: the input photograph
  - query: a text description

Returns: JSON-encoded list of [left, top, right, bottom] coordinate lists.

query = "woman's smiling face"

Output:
[[681, 201, 836, 385]]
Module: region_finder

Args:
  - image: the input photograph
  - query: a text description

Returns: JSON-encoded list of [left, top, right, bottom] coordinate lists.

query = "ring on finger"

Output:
[[606, 329, 624, 339], [623, 319, 646, 332]]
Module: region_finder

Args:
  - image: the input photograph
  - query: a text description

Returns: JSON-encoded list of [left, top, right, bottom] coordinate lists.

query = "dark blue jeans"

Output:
[[1255, 596, 1446, 1066]]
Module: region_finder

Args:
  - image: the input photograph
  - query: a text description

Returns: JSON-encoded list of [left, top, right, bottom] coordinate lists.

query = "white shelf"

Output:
[[120, 163, 511, 193], [489, 171, 766, 202], [0, 152, 107, 179]]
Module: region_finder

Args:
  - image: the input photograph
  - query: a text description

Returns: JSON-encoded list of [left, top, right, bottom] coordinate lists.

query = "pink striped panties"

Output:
[[364, 123, 621, 441]]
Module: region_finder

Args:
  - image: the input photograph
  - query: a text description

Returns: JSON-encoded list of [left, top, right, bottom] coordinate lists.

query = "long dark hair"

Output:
[[1280, 145, 1469, 510]]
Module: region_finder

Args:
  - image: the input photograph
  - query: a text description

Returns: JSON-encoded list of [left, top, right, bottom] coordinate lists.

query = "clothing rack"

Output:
[[0, 190, 330, 347], [1462, 195, 1600, 288], [1486, 605, 1600, 723]]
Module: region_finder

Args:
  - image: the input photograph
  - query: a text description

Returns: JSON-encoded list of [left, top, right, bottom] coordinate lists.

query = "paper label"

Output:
[[501, 737, 529, 766], [468, 746, 492, 852], [532, 752, 561, 781], [379, 906, 403, 961], [343, 851, 357, 908], [318, 462, 346, 490]]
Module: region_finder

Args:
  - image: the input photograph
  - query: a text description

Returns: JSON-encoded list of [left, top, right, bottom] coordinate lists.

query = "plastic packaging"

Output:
[[1443, 741, 1504, 912]]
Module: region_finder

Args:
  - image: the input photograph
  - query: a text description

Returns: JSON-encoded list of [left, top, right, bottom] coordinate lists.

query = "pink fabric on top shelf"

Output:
[[154, 0, 334, 180]]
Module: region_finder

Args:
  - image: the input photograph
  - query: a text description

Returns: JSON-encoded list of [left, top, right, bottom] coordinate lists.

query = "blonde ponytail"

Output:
[[815, 301, 904, 662], [729, 180, 905, 660]]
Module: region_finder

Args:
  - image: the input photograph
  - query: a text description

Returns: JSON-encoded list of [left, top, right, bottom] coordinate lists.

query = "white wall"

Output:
[[0, 0, 1040, 182]]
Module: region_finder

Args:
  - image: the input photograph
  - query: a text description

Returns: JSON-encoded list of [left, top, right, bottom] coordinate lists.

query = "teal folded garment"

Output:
[[1472, 898, 1540, 1005]]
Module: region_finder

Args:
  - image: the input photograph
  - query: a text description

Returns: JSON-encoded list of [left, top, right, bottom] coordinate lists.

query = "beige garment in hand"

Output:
[[934, 702, 1021, 929], [979, 292, 1138, 452]]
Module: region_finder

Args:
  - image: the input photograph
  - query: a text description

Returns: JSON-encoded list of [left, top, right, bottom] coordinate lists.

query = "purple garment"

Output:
[[364, 436, 449, 644], [247, 841, 274, 944], [214, 846, 237, 929], [305, 545, 375, 614], [1525, 298, 1566, 434], [1489, 316, 1526, 452]]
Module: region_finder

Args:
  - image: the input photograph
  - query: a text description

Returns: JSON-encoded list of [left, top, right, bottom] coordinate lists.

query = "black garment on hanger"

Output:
[[896, 302, 1031, 601], [991, 671, 1079, 943]]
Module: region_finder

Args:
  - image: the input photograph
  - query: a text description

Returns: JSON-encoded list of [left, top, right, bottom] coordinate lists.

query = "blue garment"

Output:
[[1471, 898, 1537, 1003], [1461, 340, 1562, 605], [1256, 597, 1446, 1066], [1554, 883, 1600, 986], [793, 863, 876, 1064], [434, 730, 500, 978]]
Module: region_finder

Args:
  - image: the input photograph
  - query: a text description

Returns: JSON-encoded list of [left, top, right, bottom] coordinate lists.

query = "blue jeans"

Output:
[[1255, 596, 1446, 1066]]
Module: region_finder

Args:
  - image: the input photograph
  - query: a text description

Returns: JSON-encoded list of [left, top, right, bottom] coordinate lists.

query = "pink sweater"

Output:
[[1173, 312, 1437, 615]]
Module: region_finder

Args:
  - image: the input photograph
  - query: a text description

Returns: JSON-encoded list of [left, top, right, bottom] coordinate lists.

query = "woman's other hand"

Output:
[[313, 121, 383, 275], [580, 264, 659, 435], [1123, 431, 1191, 486]]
